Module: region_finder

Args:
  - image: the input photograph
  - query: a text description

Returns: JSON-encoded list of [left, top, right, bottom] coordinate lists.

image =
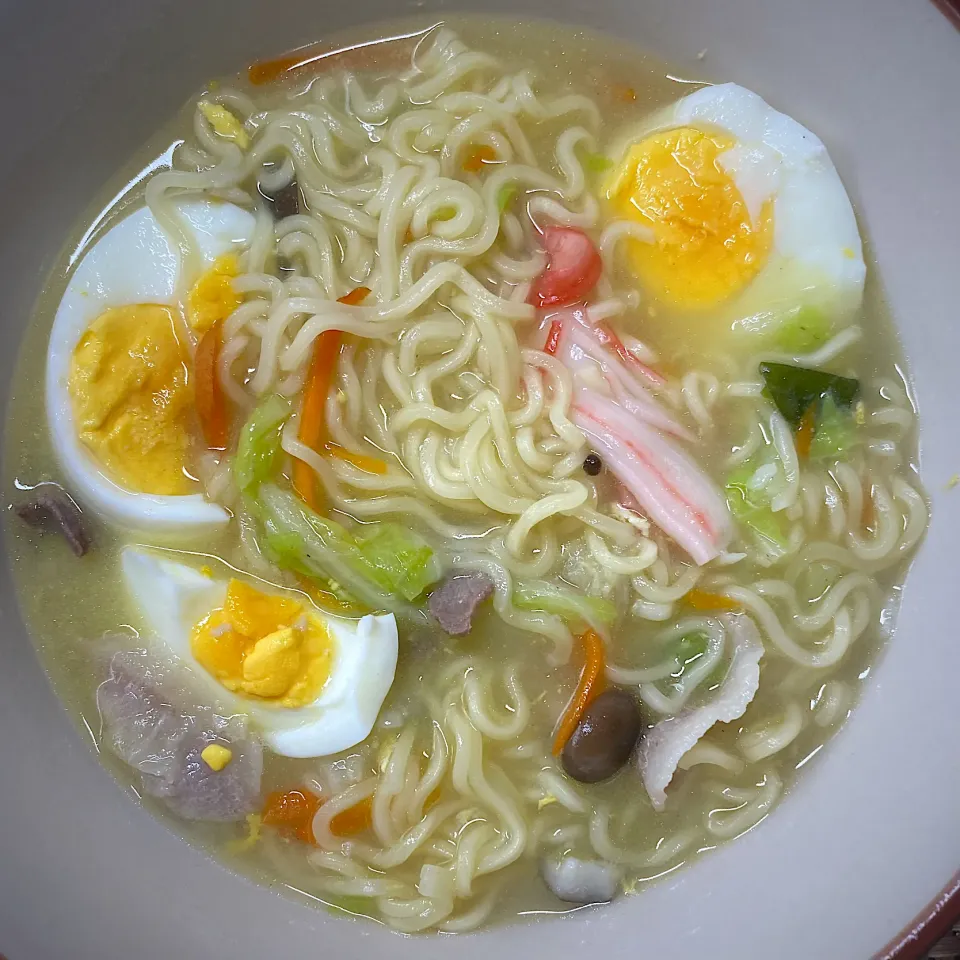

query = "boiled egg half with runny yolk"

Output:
[[121, 548, 399, 758], [46, 199, 255, 538], [606, 83, 866, 349]]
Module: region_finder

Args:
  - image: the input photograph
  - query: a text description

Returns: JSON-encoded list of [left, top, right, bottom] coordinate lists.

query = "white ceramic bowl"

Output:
[[1, 1, 958, 957]]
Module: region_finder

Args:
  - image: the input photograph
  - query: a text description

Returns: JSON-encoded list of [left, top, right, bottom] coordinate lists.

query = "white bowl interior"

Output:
[[0, 0, 958, 957]]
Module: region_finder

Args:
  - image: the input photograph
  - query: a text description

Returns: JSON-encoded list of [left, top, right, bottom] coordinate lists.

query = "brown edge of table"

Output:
[[881, 872, 960, 959]]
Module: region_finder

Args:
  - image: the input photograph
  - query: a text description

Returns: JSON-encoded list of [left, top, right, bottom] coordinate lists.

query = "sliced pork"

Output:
[[637, 615, 764, 810], [97, 651, 263, 822]]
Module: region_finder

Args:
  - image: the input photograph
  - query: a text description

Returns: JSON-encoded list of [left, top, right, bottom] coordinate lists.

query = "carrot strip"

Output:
[[686, 588, 741, 612], [795, 403, 816, 460], [323, 441, 388, 475], [261, 788, 322, 844], [194, 320, 228, 450], [462, 145, 497, 173], [552, 629, 606, 756], [338, 285, 371, 306], [261, 788, 373, 843], [329, 797, 373, 837], [292, 287, 370, 510], [543, 318, 564, 356]]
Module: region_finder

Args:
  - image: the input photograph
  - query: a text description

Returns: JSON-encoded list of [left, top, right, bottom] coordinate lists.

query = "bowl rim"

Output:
[[883, 870, 960, 959]]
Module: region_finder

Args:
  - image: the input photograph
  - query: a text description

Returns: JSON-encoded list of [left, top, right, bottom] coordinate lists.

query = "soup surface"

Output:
[[3, 17, 928, 933]]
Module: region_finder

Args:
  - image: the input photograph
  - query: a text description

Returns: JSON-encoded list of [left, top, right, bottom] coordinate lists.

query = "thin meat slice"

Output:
[[98, 650, 263, 821], [429, 571, 494, 635], [637, 615, 764, 810], [14, 485, 90, 556], [528, 227, 602, 309], [572, 387, 732, 565]]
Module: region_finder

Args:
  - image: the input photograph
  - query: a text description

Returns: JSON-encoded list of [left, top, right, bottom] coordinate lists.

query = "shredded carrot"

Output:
[[194, 320, 228, 450], [462, 144, 497, 173], [795, 403, 816, 460], [291, 330, 340, 511], [261, 788, 322, 844], [543, 318, 564, 356], [686, 588, 741, 612], [261, 788, 372, 843], [323, 441, 388, 475], [338, 285, 371, 306], [552, 629, 606, 756], [329, 797, 373, 837], [292, 287, 371, 510]]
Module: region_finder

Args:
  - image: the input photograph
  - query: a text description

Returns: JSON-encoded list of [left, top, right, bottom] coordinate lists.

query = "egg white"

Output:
[[611, 83, 866, 336], [46, 200, 256, 538], [121, 547, 399, 759]]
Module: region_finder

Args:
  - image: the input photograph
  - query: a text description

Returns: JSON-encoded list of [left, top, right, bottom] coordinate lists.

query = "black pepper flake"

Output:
[[582, 453, 602, 476]]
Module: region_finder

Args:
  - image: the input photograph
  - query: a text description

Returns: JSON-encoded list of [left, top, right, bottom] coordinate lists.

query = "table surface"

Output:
[[929, 925, 960, 959]]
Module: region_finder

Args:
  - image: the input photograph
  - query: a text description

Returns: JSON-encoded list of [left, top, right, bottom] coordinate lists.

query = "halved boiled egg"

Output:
[[121, 547, 399, 758], [46, 199, 255, 537], [606, 83, 866, 349]]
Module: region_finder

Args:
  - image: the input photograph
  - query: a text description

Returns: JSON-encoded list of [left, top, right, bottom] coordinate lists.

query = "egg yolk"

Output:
[[191, 579, 334, 708], [606, 126, 773, 309], [187, 254, 241, 333], [68, 304, 197, 496]]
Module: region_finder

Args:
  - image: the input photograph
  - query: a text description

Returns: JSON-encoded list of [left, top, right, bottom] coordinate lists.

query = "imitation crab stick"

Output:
[[571, 387, 732, 565]]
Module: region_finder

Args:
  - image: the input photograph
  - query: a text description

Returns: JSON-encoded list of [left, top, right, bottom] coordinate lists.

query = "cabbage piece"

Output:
[[513, 579, 617, 628], [497, 185, 517, 212], [258, 484, 431, 618], [673, 631, 708, 668], [234, 395, 291, 499], [583, 152, 613, 175], [758, 361, 859, 429], [771, 304, 834, 353], [725, 465, 791, 561], [808, 395, 860, 462], [355, 523, 441, 602]]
